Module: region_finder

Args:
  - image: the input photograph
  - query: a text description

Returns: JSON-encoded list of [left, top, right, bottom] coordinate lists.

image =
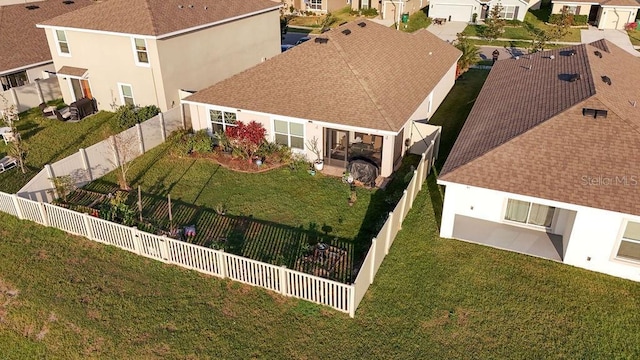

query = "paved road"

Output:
[[282, 32, 311, 45], [476, 46, 527, 63]]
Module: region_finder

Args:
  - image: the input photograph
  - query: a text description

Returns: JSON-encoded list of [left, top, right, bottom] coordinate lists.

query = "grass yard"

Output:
[[628, 29, 640, 46], [78, 145, 419, 282], [3, 182, 640, 358], [0, 101, 119, 193], [400, 10, 432, 33], [288, 6, 375, 33]]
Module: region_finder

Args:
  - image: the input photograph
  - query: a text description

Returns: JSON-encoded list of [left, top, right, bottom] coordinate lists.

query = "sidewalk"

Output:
[[465, 36, 581, 45]]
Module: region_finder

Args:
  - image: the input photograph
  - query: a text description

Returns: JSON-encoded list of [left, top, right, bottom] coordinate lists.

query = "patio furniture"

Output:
[[69, 97, 98, 121], [0, 127, 15, 144], [39, 102, 55, 117], [434, 18, 447, 25], [0, 156, 17, 173], [54, 109, 71, 122]]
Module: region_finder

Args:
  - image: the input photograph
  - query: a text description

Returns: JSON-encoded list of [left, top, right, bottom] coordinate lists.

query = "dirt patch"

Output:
[[420, 309, 451, 329], [189, 151, 287, 173]]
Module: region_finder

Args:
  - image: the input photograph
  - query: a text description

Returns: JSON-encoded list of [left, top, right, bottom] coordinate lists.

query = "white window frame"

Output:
[[563, 5, 578, 15], [272, 119, 305, 151], [499, 5, 517, 20], [55, 29, 71, 56], [503, 198, 556, 229], [118, 83, 135, 106], [309, 0, 322, 10], [615, 220, 640, 263], [208, 108, 238, 133], [131, 37, 150, 67]]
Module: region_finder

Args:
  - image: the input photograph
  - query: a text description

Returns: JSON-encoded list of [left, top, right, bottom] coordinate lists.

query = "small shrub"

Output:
[[625, 22, 638, 31], [573, 15, 588, 26], [362, 8, 378, 17], [549, 13, 587, 26], [191, 130, 213, 153], [168, 129, 193, 157], [114, 104, 161, 130]]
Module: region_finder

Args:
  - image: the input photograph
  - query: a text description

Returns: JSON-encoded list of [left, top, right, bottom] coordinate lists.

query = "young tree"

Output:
[[529, 29, 554, 53], [107, 129, 140, 190], [454, 33, 481, 74], [484, 2, 506, 41], [549, 6, 574, 40], [0, 93, 26, 173]]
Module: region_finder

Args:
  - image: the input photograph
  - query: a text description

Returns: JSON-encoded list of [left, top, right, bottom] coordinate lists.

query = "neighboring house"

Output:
[[428, 0, 531, 22], [550, 0, 639, 29], [438, 40, 640, 282], [286, 0, 426, 21], [36, 0, 282, 112], [286, 0, 345, 13], [183, 20, 461, 178], [0, 0, 95, 90]]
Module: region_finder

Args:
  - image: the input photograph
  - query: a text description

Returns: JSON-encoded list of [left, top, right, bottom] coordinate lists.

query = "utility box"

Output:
[[401, 13, 409, 23]]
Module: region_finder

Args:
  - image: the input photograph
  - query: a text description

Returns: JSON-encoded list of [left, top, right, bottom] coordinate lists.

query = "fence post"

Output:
[[79, 148, 93, 181], [385, 212, 393, 255], [349, 285, 356, 318], [279, 265, 287, 296], [131, 227, 142, 255], [396, 191, 406, 225], [159, 112, 167, 142], [44, 164, 58, 200], [160, 235, 170, 263], [38, 202, 49, 227], [180, 103, 187, 129], [83, 213, 94, 240], [11, 195, 23, 220], [369, 238, 377, 285], [408, 170, 418, 208], [135, 123, 145, 155], [419, 152, 427, 191], [218, 249, 227, 279], [110, 136, 121, 168], [34, 79, 45, 104]]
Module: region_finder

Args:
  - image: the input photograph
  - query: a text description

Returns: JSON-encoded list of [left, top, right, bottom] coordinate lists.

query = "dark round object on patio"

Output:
[[347, 158, 379, 186]]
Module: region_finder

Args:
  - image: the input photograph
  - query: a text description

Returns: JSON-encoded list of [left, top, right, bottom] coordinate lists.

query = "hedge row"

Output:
[[549, 14, 588, 26]]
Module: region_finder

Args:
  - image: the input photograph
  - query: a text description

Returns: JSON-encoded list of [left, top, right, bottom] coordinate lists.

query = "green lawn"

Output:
[[77, 144, 419, 282], [400, 10, 432, 33], [0, 102, 119, 193], [628, 29, 640, 46], [3, 181, 640, 358]]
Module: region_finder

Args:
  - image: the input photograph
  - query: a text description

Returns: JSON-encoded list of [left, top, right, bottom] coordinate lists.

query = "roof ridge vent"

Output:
[[315, 37, 329, 44], [62, 0, 74, 4], [342, 29, 351, 35], [594, 50, 602, 58], [582, 108, 608, 119], [178, 4, 184, 8], [601, 75, 611, 85], [189, 4, 194, 8], [357, 22, 367, 27]]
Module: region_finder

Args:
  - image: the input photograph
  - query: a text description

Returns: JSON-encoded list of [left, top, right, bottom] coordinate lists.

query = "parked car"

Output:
[[295, 36, 311, 45], [281, 44, 295, 52]]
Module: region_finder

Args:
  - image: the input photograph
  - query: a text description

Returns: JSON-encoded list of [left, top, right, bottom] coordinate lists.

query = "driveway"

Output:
[[427, 21, 468, 42], [581, 28, 640, 57]]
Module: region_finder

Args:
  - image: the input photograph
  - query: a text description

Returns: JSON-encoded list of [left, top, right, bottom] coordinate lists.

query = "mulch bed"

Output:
[[188, 151, 287, 173]]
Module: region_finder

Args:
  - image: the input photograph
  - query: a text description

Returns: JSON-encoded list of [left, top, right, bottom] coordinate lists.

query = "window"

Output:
[[616, 221, 640, 262], [133, 38, 149, 65], [309, 0, 322, 10], [274, 120, 304, 150], [563, 5, 578, 15], [209, 109, 237, 133], [119, 84, 135, 106], [504, 199, 555, 227], [499, 5, 517, 20], [56, 30, 70, 55]]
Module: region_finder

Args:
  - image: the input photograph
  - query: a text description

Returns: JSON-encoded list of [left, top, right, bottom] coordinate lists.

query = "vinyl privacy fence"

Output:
[[0, 131, 439, 317], [17, 106, 184, 202]]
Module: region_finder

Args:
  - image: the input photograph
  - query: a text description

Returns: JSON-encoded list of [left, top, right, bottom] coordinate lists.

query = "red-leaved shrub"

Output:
[[224, 121, 266, 160]]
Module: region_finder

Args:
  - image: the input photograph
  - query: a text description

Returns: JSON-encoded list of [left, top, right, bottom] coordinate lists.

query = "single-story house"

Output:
[[429, 0, 531, 22], [183, 20, 461, 178], [36, 0, 282, 112], [438, 40, 640, 282], [551, 0, 639, 29], [0, 0, 94, 90]]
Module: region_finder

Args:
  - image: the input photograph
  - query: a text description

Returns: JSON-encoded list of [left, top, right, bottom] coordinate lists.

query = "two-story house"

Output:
[[37, 0, 282, 112]]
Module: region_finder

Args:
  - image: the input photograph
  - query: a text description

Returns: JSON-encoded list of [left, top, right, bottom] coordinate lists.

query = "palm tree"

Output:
[[454, 33, 481, 74]]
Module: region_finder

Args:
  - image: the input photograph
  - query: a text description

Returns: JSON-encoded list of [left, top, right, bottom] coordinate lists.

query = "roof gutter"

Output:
[[36, 5, 282, 40], [0, 60, 53, 76]]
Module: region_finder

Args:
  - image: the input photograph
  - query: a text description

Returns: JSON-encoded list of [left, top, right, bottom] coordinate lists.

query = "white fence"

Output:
[[352, 133, 439, 313], [0, 129, 440, 317], [17, 107, 183, 202], [1, 77, 62, 114]]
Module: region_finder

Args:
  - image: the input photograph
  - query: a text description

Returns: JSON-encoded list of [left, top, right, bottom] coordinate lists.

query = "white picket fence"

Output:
[[0, 130, 439, 317], [17, 106, 184, 202]]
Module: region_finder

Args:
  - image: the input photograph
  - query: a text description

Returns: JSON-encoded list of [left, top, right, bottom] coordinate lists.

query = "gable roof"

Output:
[[0, 0, 95, 74], [38, 0, 280, 37], [184, 20, 461, 132], [439, 41, 640, 216]]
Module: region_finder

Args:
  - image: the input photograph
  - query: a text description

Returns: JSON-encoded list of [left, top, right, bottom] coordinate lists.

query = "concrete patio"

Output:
[[451, 215, 563, 261]]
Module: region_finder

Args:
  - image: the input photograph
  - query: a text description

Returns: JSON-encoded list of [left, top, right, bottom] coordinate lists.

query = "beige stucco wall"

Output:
[[44, 28, 160, 110], [430, 62, 457, 118], [24, 63, 55, 83], [156, 10, 281, 111], [551, 3, 592, 16]]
